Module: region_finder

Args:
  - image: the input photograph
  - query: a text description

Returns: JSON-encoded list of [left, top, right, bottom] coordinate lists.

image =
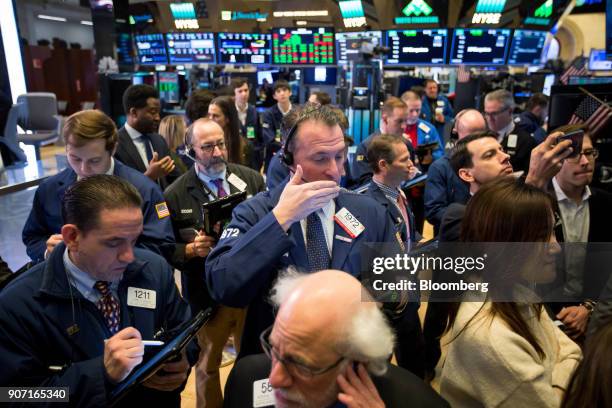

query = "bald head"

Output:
[[455, 109, 487, 139]]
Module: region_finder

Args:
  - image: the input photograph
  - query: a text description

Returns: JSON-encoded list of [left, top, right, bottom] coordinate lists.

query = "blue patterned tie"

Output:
[[94, 281, 120, 335], [141, 134, 154, 163], [306, 212, 331, 272]]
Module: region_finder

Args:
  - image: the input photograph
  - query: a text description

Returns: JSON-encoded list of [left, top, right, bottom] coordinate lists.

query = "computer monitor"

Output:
[[134, 33, 168, 65], [335, 31, 383, 64], [272, 27, 335, 65], [166, 32, 216, 64], [542, 74, 556, 96], [385, 29, 448, 65], [589, 49, 612, 71], [217, 33, 272, 65], [158, 72, 179, 104], [303, 67, 338, 86], [257, 70, 279, 86], [450, 28, 511, 65], [507, 30, 547, 65]]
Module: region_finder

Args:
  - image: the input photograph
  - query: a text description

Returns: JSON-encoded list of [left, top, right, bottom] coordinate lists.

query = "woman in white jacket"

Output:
[[432, 177, 582, 407]]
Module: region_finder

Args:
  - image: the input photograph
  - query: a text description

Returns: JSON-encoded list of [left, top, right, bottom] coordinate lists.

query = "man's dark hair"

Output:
[[62, 175, 143, 234], [311, 91, 331, 106], [367, 134, 404, 173], [185, 89, 215, 124], [423, 79, 438, 87], [273, 80, 290, 93], [450, 130, 499, 174], [122, 84, 159, 115], [230, 77, 249, 91], [525, 92, 549, 111]]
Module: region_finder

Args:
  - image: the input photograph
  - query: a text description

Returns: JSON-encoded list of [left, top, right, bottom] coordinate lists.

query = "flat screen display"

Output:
[[386, 29, 448, 65], [135, 33, 168, 65], [589, 49, 612, 71], [158, 72, 179, 103], [272, 27, 335, 65], [450, 28, 511, 65], [303, 67, 338, 85], [335, 31, 382, 64], [508, 30, 547, 65], [166, 32, 216, 64], [217, 33, 272, 65]]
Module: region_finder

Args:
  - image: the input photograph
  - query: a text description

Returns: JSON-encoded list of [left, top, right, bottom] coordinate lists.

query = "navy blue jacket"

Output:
[[514, 111, 546, 145], [265, 153, 288, 190], [423, 155, 470, 235], [421, 95, 454, 137], [205, 182, 400, 357], [240, 105, 264, 171], [351, 121, 442, 187], [0, 243, 194, 407], [261, 105, 294, 171], [22, 160, 176, 264]]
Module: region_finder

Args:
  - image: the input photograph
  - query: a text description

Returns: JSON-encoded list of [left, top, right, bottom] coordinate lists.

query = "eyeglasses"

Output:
[[565, 148, 599, 163], [199, 141, 226, 154], [483, 108, 510, 119], [259, 325, 345, 379]]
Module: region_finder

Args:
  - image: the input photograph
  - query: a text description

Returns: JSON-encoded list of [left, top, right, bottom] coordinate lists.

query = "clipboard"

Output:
[[202, 191, 247, 236], [109, 308, 212, 405]]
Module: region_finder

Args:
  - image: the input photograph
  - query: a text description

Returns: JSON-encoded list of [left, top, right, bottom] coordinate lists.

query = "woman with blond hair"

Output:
[[159, 114, 189, 175]]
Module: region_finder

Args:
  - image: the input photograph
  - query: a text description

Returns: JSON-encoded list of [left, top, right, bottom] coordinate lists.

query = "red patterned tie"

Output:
[[397, 192, 411, 243], [94, 281, 121, 335]]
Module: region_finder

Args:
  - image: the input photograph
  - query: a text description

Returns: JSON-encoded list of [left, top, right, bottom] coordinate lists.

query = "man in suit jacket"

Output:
[[232, 77, 264, 172], [223, 270, 449, 408], [360, 134, 424, 377], [22, 110, 175, 264], [114, 84, 180, 190], [206, 105, 401, 358], [164, 118, 265, 408], [484, 89, 537, 174], [547, 127, 612, 340]]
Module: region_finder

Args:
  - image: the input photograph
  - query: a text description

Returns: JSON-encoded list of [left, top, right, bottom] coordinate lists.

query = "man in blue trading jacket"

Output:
[[232, 77, 264, 171], [400, 90, 445, 163], [421, 79, 454, 138], [514, 92, 548, 145], [205, 105, 402, 358], [1, 175, 195, 407], [361, 134, 425, 377], [22, 110, 175, 264], [260, 79, 294, 173]]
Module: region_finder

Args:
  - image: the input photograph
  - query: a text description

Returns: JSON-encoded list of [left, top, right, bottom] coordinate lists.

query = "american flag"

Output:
[[457, 65, 470, 83], [560, 57, 588, 85], [569, 93, 612, 137]]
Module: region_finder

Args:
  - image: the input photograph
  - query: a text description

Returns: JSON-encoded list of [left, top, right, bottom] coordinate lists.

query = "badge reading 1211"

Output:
[[334, 207, 365, 239], [127, 287, 157, 309]]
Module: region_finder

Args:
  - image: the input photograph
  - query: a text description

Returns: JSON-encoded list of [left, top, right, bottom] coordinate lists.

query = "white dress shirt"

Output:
[[124, 123, 151, 168], [196, 167, 231, 200], [300, 200, 335, 257]]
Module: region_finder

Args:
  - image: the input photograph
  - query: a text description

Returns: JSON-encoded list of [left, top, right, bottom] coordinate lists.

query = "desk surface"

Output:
[[0, 155, 67, 196]]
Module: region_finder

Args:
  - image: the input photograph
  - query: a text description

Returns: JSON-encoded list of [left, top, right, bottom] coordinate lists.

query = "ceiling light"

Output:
[[37, 14, 67, 22], [273, 10, 328, 17], [296, 20, 307, 25], [80, 20, 93, 26]]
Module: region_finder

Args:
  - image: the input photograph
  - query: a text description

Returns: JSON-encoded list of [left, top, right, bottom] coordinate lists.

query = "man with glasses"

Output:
[[548, 125, 612, 341], [223, 269, 449, 408], [164, 118, 264, 408], [484, 90, 537, 174]]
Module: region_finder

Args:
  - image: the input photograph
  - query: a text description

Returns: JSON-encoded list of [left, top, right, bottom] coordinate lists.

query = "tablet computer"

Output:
[[109, 308, 212, 405], [202, 191, 247, 236]]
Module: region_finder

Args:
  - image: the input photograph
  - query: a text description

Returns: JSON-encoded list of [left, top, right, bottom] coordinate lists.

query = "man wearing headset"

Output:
[[205, 105, 402, 358], [423, 109, 486, 235], [163, 118, 264, 408]]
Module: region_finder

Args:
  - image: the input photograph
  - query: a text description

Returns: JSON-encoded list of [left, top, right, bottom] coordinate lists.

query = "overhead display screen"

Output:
[[507, 30, 547, 65], [335, 31, 382, 64], [217, 33, 272, 65], [386, 29, 448, 65], [450, 29, 511, 65], [135, 33, 168, 65], [166, 32, 216, 64], [272, 27, 335, 65]]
